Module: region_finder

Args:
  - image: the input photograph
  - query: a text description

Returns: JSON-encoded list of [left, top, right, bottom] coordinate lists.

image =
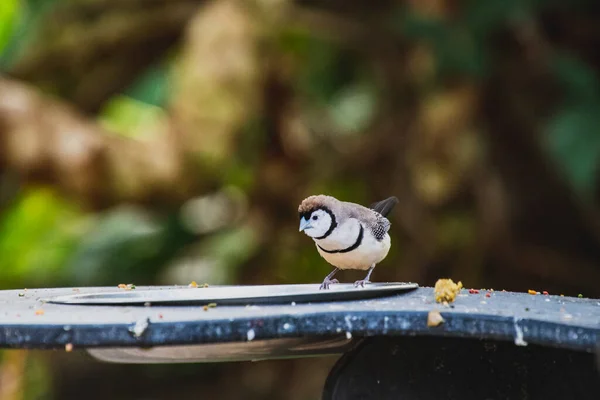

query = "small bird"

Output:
[[298, 195, 399, 289]]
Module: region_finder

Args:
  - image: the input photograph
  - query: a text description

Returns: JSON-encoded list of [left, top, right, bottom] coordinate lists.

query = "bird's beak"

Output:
[[299, 217, 312, 232]]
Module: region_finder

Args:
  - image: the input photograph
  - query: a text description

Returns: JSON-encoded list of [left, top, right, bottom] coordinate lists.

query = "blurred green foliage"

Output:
[[0, 189, 82, 288], [0, 0, 19, 54], [2, 0, 600, 399]]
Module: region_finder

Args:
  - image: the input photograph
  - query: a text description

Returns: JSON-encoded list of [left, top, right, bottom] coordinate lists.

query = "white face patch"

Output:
[[302, 209, 333, 238]]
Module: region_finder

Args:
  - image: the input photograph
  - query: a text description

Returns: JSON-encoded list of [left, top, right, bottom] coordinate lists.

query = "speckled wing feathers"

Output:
[[367, 196, 397, 240]]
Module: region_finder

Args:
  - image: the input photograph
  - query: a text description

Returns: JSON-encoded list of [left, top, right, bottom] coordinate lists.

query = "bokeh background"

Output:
[[2, 0, 600, 398]]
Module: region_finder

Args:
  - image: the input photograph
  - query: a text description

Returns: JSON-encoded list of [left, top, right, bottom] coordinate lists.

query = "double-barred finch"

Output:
[[298, 195, 399, 289]]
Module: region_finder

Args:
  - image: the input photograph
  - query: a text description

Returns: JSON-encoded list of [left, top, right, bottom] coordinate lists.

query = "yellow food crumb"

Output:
[[528, 289, 537, 295], [434, 279, 463, 303], [427, 310, 445, 327], [35, 309, 45, 316], [65, 343, 73, 352], [188, 281, 198, 288]]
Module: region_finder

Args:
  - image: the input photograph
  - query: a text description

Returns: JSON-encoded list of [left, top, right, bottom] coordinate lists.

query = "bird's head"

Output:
[[298, 195, 338, 239]]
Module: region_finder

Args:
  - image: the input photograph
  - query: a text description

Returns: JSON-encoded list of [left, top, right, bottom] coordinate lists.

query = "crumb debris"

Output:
[[542, 291, 549, 295], [427, 310, 445, 327], [203, 283, 209, 288], [188, 281, 198, 288], [434, 279, 463, 303], [528, 289, 537, 295], [468, 289, 479, 294], [118, 283, 136, 290], [129, 318, 149, 338], [578, 294, 583, 298], [35, 309, 45, 316], [485, 293, 491, 298], [65, 343, 73, 352], [18, 293, 24, 297]]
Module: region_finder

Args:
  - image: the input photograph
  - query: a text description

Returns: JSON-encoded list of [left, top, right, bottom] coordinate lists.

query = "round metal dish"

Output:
[[46, 282, 419, 306]]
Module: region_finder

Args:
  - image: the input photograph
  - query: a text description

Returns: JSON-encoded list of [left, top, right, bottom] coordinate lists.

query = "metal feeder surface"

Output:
[[0, 283, 599, 366]]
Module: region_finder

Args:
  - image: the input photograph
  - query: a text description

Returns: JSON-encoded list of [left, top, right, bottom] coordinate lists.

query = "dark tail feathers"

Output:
[[369, 196, 399, 217]]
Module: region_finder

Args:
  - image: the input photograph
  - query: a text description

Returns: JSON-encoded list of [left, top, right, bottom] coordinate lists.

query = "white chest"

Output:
[[313, 219, 391, 270]]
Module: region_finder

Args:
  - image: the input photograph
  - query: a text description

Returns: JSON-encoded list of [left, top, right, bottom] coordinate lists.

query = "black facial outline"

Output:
[[299, 206, 337, 239]]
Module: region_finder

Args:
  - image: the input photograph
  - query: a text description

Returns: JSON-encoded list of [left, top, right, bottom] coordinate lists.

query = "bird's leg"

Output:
[[354, 264, 375, 288], [319, 268, 340, 290]]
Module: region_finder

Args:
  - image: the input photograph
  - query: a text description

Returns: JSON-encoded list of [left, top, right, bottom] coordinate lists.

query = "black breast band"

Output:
[[317, 224, 364, 254]]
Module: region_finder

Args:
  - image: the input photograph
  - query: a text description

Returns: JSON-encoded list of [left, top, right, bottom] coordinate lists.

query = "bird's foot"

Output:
[[353, 279, 370, 288], [319, 278, 339, 290]]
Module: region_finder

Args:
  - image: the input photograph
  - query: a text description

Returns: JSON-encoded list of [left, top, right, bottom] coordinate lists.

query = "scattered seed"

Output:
[[528, 290, 537, 295]]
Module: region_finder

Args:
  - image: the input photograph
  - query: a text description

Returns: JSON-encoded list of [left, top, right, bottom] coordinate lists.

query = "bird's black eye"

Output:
[[312, 215, 318, 221]]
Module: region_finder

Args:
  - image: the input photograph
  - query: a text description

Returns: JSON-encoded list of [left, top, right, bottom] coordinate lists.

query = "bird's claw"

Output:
[[319, 278, 339, 290], [354, 279, 370, 288]]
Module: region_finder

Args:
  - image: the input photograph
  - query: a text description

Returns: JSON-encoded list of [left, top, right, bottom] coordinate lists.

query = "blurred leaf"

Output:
[[0, 0, 59, 68], [124, 61, 171, 107], [286, 29, 360, 105], [401, 12, 486, 79], [65, 207, 164, 286], [545, 104, 600, 197], [464, 0, 532, 36], [65, 207, 197, 286], [552, 52, 600, 104], [0, 188, 83, 288], [98, 95, 167, 139], [0, 0, 19, 55], [201, 225, 260, 272], [328, 83, 378, 135], [545, 52, 600, 197], [23, 353, 52, 400]]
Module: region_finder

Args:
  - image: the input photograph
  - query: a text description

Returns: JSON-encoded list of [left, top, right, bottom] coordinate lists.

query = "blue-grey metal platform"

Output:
[[0, 285, 598, 358]]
